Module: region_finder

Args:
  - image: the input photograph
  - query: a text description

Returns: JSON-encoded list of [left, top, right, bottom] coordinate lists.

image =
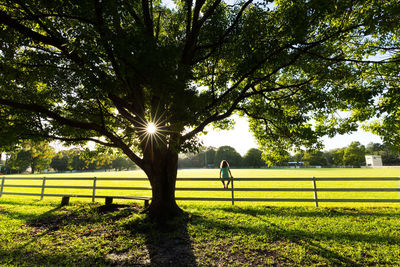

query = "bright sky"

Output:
[[201, 116, 382, 155]]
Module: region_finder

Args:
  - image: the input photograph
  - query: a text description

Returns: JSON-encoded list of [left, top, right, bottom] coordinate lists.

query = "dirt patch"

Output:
[[96, 203, 140, 214], [0, 206, 5, 213], [145, 234, 195, 266], [106, 249, 151, 266]]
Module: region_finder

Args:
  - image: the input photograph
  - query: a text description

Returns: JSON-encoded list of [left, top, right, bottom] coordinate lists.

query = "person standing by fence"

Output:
[[219, 160, 233, 189]]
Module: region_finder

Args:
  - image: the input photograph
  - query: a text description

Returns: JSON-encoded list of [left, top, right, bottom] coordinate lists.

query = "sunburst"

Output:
[[135, 110, 170, 153], [146, 122, 157, 134]]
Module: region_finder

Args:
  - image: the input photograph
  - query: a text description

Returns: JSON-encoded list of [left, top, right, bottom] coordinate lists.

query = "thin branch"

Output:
[[39, 134, 117, 148], [0, 10, 85, 66], [182, 0, 221, 64], [109, 94, 141, 126], [197, 0, 222, 27], [303, 50, 400, 64], [93, 0, 125, 82], [181, 83, 251, 142], [19, 13, 94, 24], [123, 0, 143, 25], [14, 62, 79, 71], [197, 0, 253, 51]]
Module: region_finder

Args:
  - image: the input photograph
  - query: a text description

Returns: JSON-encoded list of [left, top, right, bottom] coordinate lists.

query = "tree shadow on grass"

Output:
[[1, 203, 197, 266], [194, 206, 400, 266], [219, 205, 400, 219], [123, 213, 198, 267]]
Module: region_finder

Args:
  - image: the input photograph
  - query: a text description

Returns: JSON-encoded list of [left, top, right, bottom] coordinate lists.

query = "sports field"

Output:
[[1, 168, 400, 207]]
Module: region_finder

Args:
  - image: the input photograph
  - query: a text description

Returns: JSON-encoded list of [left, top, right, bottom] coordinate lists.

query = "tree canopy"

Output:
[[1, 0, 399, 218]]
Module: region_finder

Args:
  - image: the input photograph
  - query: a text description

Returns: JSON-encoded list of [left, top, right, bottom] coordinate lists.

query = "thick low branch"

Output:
[[0, 98, 144, 166]]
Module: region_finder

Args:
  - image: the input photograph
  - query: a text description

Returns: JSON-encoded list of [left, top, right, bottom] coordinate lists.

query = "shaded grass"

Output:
[[1, 197, 400, 266]]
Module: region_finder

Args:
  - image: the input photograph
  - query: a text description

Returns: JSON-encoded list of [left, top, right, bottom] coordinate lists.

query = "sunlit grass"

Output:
[[1, 168, 400, 207]]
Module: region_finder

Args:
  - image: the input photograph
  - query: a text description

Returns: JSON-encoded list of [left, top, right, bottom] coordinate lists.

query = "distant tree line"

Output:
[[178, 146, 266, 168], [0, 141, 136, 174], [287, 142, 400, 167], [178, 142, 400, 169]]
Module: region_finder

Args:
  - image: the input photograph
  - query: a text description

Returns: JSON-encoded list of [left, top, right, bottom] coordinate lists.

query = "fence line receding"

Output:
[[1, 176, 400, 207]]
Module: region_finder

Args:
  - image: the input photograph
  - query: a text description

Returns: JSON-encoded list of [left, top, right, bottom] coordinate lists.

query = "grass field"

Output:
[[1, 168, 400, 207], [1, 200, 400, 266], [1, 168, 400, 266]]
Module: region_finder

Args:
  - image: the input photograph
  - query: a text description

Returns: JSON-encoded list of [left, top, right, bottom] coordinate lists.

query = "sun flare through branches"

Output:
[[146, 122, 157, 134], [136, 113, 170, 152]]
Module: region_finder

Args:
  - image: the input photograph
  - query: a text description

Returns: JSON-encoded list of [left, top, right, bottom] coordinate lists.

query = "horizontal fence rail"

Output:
[[0, 176, 400, 207]]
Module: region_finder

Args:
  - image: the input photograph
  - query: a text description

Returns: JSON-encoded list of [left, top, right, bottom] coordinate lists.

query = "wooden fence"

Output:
[[1, 176, 400, 207]]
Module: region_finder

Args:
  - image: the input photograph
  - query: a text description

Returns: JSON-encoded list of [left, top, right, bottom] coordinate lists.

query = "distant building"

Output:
[[288, 161, 303, 168], [365, 155, 383, 167]]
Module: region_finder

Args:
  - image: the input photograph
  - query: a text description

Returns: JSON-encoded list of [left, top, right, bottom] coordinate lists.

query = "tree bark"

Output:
[[142, 148, 183, 221]]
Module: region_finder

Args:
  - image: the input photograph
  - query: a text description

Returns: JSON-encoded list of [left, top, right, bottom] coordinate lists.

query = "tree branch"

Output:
[[185, 0, 193, 34], [197, 0, 252, 51], [141, 0, 153, 36], [181, 0, 221, 64], [0, 10, 85, 66], [38, 134, 117, 148], [123, 0, 143, 26], [94, 0, 124, 80]]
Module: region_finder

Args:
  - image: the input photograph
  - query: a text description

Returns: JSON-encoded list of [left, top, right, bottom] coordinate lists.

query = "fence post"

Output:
[[40, 177, 46, 200], [398, 177, 400, 199], [231, 178, 235, 205], [312, 176, 318, 207], [0, 176, 5, 198], [92, 177, 97, 202]]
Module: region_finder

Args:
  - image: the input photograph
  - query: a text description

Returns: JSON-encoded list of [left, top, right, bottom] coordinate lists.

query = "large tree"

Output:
[[1, 0, 399, 219]]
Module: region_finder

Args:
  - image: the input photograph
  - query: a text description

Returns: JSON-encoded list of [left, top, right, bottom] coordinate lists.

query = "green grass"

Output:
[[1, 168, 400, 266], [1, 200, 400, 266]]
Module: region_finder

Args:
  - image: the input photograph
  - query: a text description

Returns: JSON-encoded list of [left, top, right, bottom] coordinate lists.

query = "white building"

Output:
[[365, 155, 383, 167]]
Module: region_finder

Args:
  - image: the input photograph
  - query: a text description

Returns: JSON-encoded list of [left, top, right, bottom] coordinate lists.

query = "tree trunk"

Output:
[[143, 148, 183, 221]]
